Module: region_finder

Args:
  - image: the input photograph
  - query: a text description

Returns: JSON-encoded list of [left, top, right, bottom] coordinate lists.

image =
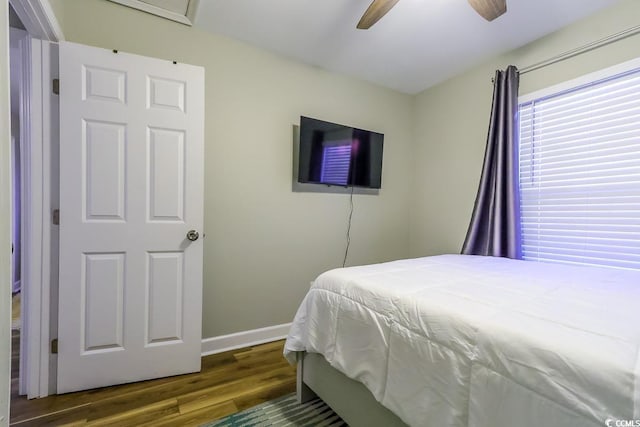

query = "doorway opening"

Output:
[[9, 3, 24, 324], [9, 3, 25, 406], [7, 0, 62, 401]]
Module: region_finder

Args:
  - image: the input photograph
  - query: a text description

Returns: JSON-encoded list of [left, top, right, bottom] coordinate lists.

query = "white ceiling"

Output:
[[193, 0, 622, 94]]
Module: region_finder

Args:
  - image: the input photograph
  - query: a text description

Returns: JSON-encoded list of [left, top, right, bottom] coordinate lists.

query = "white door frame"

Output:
[[9, 0, 62, 398], [9, 0, 63, 42]]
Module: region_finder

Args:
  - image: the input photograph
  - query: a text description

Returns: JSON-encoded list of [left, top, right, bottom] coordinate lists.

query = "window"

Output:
[[321, 143, 351, 186], [518, 59, 640, 270]]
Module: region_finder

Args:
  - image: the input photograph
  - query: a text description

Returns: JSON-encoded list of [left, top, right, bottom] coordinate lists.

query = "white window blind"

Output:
[[519, 66, 640, 270]]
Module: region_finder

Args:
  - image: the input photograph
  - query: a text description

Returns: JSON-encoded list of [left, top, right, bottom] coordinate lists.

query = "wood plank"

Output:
[[234, 339, 286, 355], [233, 344, 287, 362], [11, 331, 19, 384], [10, 337, 295, 426], [84, 359, 291, 421], [86, 399, 179, 427], [10, 345, 256, 423], [139, 400, 238, 427], [9, 405, 90, 427], [233, 379, 296, 412], [176, 367, 295, 414]]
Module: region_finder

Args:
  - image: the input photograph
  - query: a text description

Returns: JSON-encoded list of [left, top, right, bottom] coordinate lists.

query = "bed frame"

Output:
[[296, 352, 407, 426]]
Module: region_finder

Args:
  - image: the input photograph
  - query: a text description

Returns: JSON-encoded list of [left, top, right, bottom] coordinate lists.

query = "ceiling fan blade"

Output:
[[467, 0, 506, 21], [357, 0, 400, 29]]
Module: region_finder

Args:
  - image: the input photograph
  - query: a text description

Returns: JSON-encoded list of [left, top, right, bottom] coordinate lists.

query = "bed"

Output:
[[284, 254, 640, 427]]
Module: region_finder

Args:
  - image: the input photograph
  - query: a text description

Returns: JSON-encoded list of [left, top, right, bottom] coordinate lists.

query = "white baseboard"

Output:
[[201, 323, 292, 357]]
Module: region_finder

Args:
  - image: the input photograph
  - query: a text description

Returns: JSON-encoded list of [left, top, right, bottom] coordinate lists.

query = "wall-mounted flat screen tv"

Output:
[[297, 116, 384, 189]]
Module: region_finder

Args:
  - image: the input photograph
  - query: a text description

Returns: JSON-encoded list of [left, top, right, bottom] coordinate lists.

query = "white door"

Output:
[[57, 41, 205, 393]]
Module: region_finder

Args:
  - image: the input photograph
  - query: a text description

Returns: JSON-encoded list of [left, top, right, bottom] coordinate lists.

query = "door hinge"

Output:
[[52, 209, 60, 225], [52, 78, 59, 95], [51, 339, 58, 354]]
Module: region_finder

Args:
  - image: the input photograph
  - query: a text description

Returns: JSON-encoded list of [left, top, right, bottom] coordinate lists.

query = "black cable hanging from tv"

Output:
[[342, 184, 355, 268]]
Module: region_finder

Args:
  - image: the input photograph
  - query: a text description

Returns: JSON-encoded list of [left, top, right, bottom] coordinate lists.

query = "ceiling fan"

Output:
[[357, 0, 507, 29]]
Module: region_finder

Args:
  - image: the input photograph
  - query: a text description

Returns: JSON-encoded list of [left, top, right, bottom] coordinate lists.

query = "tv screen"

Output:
[[297, 116, 384, 189]]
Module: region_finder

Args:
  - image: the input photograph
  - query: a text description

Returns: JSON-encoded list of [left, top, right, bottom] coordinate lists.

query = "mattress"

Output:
[[284, 254, 640, 427]]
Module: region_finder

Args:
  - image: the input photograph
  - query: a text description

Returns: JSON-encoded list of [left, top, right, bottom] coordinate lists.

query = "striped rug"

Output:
[[205, 393, 347, 427]]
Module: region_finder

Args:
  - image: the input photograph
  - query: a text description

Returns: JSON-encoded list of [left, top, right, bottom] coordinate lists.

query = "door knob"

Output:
[[186, 230, 199, 241]]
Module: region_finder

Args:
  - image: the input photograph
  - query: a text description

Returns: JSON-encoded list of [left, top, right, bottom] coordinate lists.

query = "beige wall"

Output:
[[410, 0, 640, 257], [46, 0, 639, 340], [48, 0, 414, 337], [1, 2, 11, 424]]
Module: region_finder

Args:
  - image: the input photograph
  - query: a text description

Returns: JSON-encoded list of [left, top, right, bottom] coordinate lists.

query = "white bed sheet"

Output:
[[284, 254, 640, 427]]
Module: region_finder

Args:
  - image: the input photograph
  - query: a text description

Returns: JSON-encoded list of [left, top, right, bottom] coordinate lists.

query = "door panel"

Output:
[[58, 41, 204, 394], [82, 252, 125, 352], [84, 120, 126, 221], [148, 127, 185, 221], [147, 251, 184, 344]]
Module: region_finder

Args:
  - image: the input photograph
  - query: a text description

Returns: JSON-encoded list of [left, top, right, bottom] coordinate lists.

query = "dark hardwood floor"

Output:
[[10, 331, 296, 426]]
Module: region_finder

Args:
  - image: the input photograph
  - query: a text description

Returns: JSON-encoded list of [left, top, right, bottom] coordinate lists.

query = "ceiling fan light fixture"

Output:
[[357, 0, 401, 29], [356, 0, 507, 30], [467, 0, 507, 21]]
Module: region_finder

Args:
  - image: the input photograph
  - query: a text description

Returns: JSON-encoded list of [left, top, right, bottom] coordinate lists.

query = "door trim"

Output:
[[9, 0, 64, 42], [10, 0, 63, 399], [17, 36, 58, 399]]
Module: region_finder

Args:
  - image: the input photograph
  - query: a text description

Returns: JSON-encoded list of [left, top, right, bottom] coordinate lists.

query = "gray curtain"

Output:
[[462, 65, 522, 259]]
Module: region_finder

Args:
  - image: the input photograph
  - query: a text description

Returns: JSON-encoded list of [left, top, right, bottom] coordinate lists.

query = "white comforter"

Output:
[[284, 255, 640, 427]]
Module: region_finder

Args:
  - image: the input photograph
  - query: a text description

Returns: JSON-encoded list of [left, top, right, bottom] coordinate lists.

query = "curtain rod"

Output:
[[519, 24, 640, 75]]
